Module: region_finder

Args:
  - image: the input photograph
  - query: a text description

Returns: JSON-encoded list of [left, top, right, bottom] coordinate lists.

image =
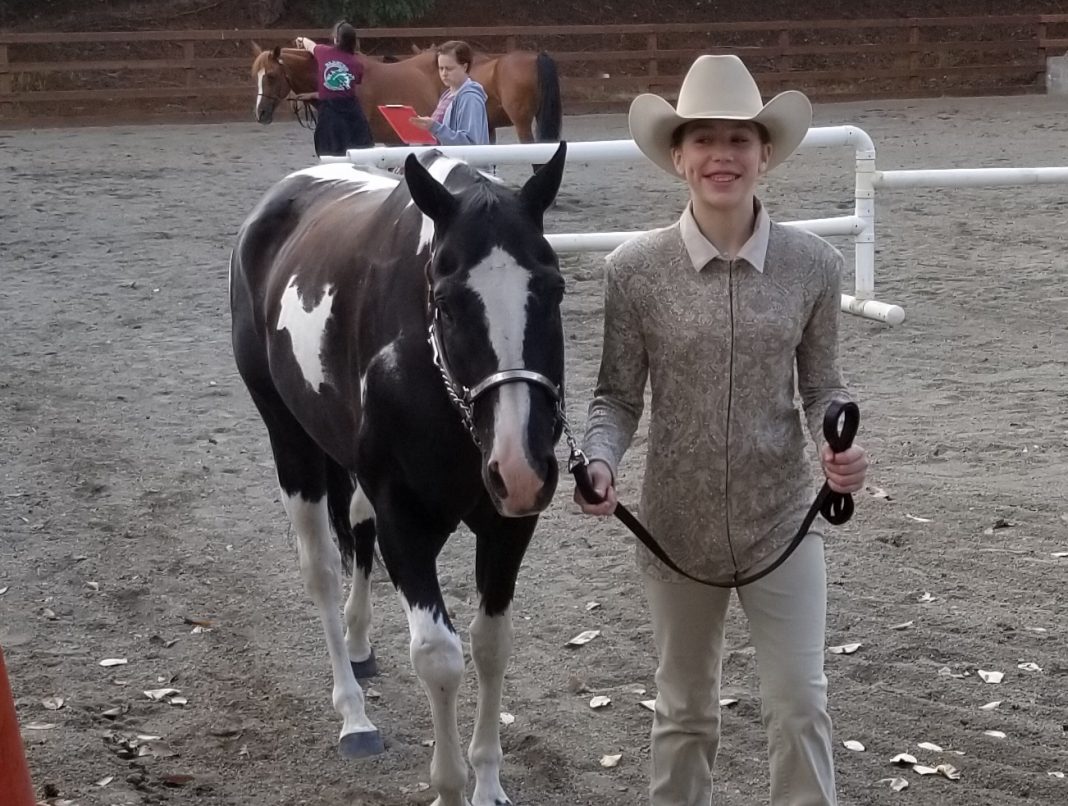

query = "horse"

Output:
[[251, 44, 562, 146], [229, 142, 568, 806]]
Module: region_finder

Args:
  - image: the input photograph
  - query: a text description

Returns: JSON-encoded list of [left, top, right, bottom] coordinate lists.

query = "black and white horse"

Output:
[[230, 143, 567, 806]]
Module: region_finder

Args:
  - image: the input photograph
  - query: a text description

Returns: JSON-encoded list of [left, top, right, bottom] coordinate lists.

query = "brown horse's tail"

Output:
[[535, 51, 562, 142]]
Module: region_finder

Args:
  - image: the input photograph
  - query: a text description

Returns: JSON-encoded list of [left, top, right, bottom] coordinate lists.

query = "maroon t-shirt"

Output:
[[311, 45, 363, 98]]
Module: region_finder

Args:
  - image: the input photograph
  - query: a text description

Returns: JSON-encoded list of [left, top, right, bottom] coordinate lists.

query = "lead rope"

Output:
[[567, 401, 860, 589]]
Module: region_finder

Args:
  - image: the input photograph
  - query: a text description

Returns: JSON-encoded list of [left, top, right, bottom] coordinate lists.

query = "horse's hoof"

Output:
[[338, 729, 385, 759], [351, 650, 378, 679]]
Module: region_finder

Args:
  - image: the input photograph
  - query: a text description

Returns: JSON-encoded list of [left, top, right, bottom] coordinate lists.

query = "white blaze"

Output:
[[277, 277, 335, 392], [466, 248, 532, 461]]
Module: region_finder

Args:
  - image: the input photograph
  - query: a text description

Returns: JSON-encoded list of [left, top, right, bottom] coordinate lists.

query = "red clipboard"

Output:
[[377, 104, 439, 145]]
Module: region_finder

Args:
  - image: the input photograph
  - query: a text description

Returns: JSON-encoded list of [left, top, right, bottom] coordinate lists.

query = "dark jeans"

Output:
[[314, 97, 373, 156]]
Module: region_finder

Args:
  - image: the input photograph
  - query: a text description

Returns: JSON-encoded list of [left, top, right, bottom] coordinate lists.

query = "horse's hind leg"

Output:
[[344, 482, 378, 678], [249, 389, 384, 759], [466, 500, 537, 806]]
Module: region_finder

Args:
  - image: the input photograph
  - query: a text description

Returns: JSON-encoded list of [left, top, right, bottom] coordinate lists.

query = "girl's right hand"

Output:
[[573, 459, 618, 516]]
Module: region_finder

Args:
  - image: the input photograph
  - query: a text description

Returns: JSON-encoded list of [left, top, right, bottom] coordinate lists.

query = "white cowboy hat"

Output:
[[628, 54, 812, 178]]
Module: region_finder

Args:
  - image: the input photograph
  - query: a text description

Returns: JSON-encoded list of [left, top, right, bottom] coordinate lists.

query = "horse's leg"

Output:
[[343, 483, 378, 678], [465, 499, 537, 806], [248, 388, 383, 759], [375, 486, 470, 806]]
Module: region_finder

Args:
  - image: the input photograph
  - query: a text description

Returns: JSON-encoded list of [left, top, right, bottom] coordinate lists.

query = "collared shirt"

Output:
[[582, 203, 853, 584], [679, 200, 771, 274]]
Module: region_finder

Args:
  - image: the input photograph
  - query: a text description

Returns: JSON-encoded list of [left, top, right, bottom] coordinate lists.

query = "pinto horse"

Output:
[[251, 44, 562, 145], [230, 143, 568, 805]]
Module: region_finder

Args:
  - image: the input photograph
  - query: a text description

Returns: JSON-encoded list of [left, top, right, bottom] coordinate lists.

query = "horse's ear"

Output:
[[518, 142, 567, 228], [271, 45, 282, 61], [405, 154, 459, 228]]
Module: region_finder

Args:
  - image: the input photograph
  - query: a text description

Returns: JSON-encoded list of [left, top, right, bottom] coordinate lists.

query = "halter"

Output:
[[426, 296, 580, 455], [258, 53, 317, 130]]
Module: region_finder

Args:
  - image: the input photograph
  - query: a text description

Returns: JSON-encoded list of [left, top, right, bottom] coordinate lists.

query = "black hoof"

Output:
[[338, 729, 385, 759], [351, 650, 378, 679]]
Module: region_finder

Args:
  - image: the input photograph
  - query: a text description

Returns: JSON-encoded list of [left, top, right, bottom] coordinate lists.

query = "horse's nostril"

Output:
[[487, 460, 508, 499]]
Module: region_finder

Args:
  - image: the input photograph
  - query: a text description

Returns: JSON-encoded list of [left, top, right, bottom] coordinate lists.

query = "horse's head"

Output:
[[251, 44, 292, 124], [406, 145, 568, 518]]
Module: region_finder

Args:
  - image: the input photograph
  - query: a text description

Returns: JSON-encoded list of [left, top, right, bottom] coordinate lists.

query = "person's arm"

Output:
[[581, 258, 649, 487], [796, 249, 868, 492], [295, 36, 316, 53], [428, 91, 488, 145]]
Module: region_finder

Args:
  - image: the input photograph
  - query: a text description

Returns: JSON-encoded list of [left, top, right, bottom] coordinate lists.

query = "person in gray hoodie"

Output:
[[410, 40, 490, 146]]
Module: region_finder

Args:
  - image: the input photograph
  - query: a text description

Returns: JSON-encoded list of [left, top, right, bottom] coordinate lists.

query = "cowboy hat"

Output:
[[628, 54, 812, 178]]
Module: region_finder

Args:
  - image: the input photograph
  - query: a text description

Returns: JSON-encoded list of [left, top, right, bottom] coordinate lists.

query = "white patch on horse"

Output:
[[294, 163, 400, 191], [426, 154, 464, 185], [399, 596, 468, 801], [416, 213, 435, 255], [468, 609, 515, 806], [466, 248, 532, 462], [349, 483, 375, 526], [255, 68, 266, 117], [282, 491, 377, 740], [344, 483, 376, 668], [359, 340, 399, 407], [276, 277, 336, 392], [409, 156, 463, 254]]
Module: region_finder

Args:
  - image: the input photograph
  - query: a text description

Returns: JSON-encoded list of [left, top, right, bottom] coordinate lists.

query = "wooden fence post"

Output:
[[184, 40, 195, 89], [1036, 21, 1048, 90], [647, 32, 658, 84], [908, 25, 921, 92], [0, 45, 12, 118]]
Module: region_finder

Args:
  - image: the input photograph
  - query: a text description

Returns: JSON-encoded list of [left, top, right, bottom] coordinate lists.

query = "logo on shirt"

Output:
[[323, 61, 355, 91]]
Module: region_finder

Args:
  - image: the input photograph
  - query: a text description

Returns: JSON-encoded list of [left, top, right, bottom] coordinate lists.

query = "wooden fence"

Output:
[[2, 16, 1067, 127]]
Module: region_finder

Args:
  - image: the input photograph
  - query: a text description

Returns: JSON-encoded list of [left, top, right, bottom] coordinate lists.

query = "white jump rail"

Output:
[[324, 130, 1068, 327]]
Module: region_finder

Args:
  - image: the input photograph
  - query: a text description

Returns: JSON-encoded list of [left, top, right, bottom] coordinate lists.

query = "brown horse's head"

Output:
[[251, 44, 311, 125]]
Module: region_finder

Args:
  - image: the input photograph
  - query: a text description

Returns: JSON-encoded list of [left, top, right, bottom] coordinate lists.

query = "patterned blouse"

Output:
[[582, 201, 854, 584]]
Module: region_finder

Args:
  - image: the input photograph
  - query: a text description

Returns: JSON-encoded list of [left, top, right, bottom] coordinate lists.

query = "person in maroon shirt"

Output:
[[296, 21, 373, 156]]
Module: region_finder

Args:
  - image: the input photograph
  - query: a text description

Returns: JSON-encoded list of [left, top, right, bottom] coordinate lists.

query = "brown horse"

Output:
[[251, 44, 562, 146]]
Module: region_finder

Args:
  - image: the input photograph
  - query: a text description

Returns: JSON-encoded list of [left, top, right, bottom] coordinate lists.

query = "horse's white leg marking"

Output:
[[401, 597, 470, 806], [255, 69, 264, 118], [282, 492, 376, 740], [468, 608, 514, 806], [343, 485, 375, 665], [467, 249, 539, 514], [276, 277, 335, 392]]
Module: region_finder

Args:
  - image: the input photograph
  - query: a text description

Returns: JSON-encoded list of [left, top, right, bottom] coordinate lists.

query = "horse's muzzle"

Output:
[[485, 452, 558, 518]]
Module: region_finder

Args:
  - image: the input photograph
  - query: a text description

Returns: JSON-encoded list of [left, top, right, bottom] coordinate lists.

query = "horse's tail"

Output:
[[325, 460, 376, 576], [535, 51, 563, 142]]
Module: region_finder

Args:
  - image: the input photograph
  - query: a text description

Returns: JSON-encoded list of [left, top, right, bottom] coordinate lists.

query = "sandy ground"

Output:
[[2, 94, 1067, 806]]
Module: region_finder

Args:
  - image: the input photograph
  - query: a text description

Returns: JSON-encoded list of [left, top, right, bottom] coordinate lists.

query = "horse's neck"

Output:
[[283, 48, 317, 93]]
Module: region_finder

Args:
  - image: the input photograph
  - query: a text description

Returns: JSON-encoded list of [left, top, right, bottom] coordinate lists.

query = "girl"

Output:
[[295, 21, 373, 156], [575, 55, 869, 805], [409, 40, 490, 146]]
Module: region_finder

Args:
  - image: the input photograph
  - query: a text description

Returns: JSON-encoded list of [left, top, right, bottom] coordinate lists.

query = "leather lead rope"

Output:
[[570, 401, 860, 588]]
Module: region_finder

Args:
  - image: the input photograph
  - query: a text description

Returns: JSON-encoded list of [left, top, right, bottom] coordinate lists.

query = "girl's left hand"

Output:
[[409, 116, 433, 130], [820, 443, 868, 494]]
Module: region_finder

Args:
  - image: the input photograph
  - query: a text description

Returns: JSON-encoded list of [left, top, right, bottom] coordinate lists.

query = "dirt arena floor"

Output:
[[2, 94, 1067, 806]]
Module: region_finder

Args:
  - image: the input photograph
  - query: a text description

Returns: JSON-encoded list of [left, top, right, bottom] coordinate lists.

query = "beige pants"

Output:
[[643, 536, 836, 806]]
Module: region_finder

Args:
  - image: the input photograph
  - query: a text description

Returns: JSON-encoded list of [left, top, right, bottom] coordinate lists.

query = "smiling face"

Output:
[[670, 119, 773, 215]]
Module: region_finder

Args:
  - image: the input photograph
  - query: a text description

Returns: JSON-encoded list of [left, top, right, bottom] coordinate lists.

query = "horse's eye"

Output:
[[435, 299, 453, 322]]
